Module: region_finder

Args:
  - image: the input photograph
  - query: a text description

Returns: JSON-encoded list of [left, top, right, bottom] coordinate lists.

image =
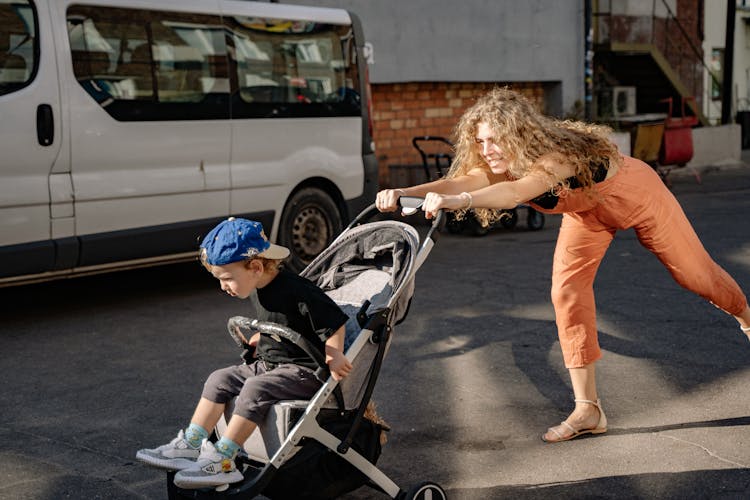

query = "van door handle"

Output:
[[36, 104, 54, 146]]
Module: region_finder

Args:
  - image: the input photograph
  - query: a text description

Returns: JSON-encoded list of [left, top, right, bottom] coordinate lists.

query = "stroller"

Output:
[[412, 135, 545, 234], [167, 201, 447, 500]]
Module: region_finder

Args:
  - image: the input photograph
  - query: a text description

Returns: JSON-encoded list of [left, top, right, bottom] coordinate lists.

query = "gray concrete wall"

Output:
[[687, 124, 742, 168], [283, 0, 585, 115], [611, 125, 740, 170]]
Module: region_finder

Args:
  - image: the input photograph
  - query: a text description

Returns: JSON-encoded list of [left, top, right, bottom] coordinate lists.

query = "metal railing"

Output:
[[594, 0, 719, 106]]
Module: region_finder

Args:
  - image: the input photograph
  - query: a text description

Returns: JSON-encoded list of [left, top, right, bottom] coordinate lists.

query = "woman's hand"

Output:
[[422, 192, 470, 218], [326, 349, 353, 381], [375, 188, 405, 212]]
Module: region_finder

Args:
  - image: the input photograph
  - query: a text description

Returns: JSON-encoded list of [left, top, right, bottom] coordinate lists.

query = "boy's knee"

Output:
[[201, 367, 241, 403], [205, 367, 232, 387], [234, 389, 270, 422]]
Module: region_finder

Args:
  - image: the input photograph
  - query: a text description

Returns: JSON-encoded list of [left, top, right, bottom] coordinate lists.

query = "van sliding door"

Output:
[[62, 2, 231, 266]]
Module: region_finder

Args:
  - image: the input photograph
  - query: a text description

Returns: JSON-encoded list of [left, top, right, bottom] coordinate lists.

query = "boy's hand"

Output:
[[248, 332, 260, 347], [325, 350, 352, 381]]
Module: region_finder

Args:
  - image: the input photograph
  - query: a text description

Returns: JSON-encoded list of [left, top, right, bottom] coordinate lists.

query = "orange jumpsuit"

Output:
[[530, 155, 748, 368]]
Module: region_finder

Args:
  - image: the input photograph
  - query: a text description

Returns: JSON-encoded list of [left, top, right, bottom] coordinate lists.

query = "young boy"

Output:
[[136, 217, 352, 489]]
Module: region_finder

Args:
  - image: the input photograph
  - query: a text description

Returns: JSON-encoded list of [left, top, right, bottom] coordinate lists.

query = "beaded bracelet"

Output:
[[459, 191, 473, 209]]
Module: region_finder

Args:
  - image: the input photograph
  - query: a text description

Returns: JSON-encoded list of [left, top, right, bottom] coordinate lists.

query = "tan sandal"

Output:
[[542, 398, 608, 443]]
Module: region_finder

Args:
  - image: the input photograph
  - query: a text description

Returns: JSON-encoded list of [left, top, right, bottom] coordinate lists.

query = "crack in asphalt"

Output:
[[659, 432, 749, 469]]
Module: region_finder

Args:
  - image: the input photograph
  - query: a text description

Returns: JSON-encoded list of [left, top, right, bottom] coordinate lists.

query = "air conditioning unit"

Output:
[[611, 86, 636, 117]]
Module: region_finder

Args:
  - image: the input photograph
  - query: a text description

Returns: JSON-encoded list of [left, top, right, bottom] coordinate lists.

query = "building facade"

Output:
[[286, 0, 585, 185]]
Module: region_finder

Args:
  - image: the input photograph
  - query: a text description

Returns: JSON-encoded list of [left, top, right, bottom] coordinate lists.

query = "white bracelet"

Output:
[[395, 189, 406, 197], [459, 191, 473, 209]]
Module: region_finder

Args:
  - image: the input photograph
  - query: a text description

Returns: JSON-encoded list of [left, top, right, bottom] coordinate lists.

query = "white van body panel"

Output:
[[220, 0, 360, 241], [0, 2, 61, 245], [230, 116, 363, 239], [49, 0, 232, 236], [220, 0, 351, 25], [60, 0, 223, 15], [68, 111, 232, 235]]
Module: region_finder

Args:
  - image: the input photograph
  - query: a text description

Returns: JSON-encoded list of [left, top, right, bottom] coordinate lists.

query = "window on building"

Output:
[[711, 48, 723, 101]]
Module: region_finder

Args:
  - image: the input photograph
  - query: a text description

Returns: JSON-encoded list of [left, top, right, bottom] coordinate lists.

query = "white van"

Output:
[[0, 0, 378, 285]]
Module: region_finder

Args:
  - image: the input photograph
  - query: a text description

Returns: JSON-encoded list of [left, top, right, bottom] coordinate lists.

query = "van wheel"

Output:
[[278, 187, 342, 273]]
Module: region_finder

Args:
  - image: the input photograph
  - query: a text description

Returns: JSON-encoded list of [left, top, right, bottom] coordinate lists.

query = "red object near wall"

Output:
[[660, 127, 693, 165], [658, 96, 698, 166]]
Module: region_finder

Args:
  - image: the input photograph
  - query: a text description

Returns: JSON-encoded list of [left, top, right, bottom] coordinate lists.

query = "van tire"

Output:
[[278, 187, 342, 273]]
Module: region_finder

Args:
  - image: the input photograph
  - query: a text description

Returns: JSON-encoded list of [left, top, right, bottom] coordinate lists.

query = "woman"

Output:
[[376, 87, 750, 443]]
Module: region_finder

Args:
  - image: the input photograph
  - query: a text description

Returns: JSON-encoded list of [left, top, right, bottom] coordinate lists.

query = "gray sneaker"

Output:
[[173, 439, 244, 489], [135, 430, 200, 471]]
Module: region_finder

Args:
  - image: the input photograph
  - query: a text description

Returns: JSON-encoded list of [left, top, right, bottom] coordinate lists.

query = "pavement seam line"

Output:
[[659, 433, 749, 469], [1, 427, 153, 499], [1, 425, 131, 462]]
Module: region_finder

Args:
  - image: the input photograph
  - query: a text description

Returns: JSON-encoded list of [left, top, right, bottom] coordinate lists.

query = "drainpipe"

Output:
[[722, 0, 736, 124], [585, 0, 593, 120]]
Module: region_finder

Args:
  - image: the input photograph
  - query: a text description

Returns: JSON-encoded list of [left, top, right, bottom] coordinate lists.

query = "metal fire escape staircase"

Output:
[[593, 0, 717, 126]]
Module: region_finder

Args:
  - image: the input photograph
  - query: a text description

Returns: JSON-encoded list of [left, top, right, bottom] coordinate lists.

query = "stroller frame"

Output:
[[166, 205, 446, 500]]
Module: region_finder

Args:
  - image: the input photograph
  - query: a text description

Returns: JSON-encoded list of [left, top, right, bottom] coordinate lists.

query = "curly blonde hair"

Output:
[[449, 87, 620, 226]]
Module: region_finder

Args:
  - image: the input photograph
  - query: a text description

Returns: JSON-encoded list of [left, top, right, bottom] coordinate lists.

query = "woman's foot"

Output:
[[735, 306, 750, 340], [542, 399, 608, 443]]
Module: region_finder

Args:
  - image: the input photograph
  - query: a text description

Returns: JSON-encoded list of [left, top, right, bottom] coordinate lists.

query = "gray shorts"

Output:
[[201, 360, 322, 423]]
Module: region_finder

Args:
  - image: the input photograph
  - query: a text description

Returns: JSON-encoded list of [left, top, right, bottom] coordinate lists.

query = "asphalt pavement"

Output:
[[1, 160, 749, 500]]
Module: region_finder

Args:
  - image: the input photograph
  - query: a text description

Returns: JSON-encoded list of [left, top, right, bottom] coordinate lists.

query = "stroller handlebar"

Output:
[[345, 199, 445, 244]]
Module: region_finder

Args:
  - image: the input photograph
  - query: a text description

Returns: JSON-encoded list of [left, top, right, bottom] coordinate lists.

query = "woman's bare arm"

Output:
[[377, 168, 505, 212], [421, 157, 576, 216], [400, 168, 503, 196]]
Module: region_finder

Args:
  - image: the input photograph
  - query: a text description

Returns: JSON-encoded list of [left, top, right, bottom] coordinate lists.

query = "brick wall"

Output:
[[370, 81, 545, 187]]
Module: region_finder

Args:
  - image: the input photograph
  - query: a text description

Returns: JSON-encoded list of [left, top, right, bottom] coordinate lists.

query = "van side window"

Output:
[[67, 6, 229, 120], [225, 17, 361, 119], [0, 0, 37, 96]]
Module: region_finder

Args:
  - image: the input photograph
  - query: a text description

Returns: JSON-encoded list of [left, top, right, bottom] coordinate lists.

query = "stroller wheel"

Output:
[[499, 208, 518, 229], [526, 207, 545, 230], [445, 213, 463, 234], [402, 481, 447, 500], [467, 213, 488, 236]]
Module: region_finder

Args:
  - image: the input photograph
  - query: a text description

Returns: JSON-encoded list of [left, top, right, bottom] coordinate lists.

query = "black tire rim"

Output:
[[290, 204, 331, 262]]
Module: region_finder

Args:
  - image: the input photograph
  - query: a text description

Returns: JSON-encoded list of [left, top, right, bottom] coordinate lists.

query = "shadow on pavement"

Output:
[[449, 468, 750, 499]]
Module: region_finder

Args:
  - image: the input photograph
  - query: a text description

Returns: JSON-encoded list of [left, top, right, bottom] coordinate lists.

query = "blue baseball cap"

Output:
[[200, 217, 290, 265]]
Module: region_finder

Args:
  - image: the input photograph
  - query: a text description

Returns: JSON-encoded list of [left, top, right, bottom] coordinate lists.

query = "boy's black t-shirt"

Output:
[[249, 269, 348, 370]]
